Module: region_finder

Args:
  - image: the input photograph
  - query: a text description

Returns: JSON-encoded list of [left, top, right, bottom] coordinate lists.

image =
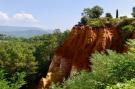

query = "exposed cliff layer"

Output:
[[37, 25, 135, 89]]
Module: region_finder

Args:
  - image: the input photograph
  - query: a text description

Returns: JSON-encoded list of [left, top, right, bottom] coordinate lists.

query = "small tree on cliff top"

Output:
[[83, 5, 103, 19], [105, 13, 112, 18], [116, 9, 119, 18], [80, 16, 89, 25], [132, 7, 135, 18]]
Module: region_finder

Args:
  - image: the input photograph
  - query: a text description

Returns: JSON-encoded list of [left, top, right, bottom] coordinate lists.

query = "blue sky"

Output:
[[0, 0, 135, 30]]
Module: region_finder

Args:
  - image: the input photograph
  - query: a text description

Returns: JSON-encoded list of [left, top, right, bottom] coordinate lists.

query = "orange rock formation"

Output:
[[37, 25, 134, 89]]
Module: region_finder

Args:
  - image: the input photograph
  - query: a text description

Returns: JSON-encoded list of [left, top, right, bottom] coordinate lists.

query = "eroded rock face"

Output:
[[37, 25, 133, 89]]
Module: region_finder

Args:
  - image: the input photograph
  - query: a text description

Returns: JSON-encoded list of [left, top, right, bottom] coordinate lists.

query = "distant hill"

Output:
[[0, 26, 51, 37]]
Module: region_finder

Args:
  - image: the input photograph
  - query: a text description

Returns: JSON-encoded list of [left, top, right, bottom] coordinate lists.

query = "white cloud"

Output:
[[0, 12, 40, 27], [0, 12, 9, 22], [13, 13, 38, 23]]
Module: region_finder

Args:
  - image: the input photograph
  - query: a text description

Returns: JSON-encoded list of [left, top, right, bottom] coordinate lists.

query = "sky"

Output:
[[0, 0, 135, 31]]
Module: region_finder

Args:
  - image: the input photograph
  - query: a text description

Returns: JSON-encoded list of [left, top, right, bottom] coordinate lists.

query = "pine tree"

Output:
[[116, 9, 119, 18]]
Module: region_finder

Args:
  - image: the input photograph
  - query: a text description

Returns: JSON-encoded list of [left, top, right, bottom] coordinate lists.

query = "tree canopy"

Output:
[[83, 5, 103, 19]]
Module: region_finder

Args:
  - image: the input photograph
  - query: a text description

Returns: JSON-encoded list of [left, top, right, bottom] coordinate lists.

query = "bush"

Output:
[[91, 40, 135, 85], [87, 18, 105, 27], [51, 71, 104, 89], [105, 13, 112, 18], [121, 25, 134, 40], [121, 25, 134, 33], [86, 18, 121, 28], [120, 16, 128, 19], [106, 79, 135, 89], [80, 16, 89, 25], [117, 18, 135, 28], [0, 69, 26, 89]]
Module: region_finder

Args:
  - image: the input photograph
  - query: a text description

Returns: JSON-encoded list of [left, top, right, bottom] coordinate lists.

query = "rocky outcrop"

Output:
[[37, 25, 134, 89]]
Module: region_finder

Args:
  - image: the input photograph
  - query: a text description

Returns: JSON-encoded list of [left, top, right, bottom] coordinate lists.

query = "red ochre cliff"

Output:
[[37, 25, 135, 89]]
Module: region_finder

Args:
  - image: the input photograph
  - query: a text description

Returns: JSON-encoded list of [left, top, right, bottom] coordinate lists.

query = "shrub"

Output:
[[121, 25, 134, 40], [106, 78, 135, 89], [0, 69, 26, 89], [117, 18, 135, 28], [120, 16, 128, 19], [80, 16, 89, 25], [132, 7, 135, 18], [105, 13, 112, 18], [51, 71, 104, 89], [87, 18, 105, 27], [121, 25, 134, 33]]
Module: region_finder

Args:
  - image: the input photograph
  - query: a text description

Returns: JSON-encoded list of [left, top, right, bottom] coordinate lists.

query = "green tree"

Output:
[[0, 41, 37, 77], [105, 13, 112, 18], [34, 35, 58, 76], [83, 5, 103, 19], [80, 16, 89, 25], [132, 7, 135, 18], [0, 41, 38, 89], [0, 69, 26, 89], [116, 9, 119, 18], [0, 34, 6, 40]]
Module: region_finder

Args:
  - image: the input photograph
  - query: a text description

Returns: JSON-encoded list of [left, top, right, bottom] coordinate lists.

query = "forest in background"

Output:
[[0, 29, 70, 89]]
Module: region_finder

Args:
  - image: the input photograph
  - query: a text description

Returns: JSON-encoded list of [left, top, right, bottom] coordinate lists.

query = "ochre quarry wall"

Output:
[[37, 25, 135, 89]]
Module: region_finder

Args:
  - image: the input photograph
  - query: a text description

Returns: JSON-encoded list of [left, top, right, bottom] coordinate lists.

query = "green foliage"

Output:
[[0, 41, 37, 75], [58, 30, 70, 46], [80, 6, 135, 29], [116, 9, 119, 18], [34, 35, 58, 75], [105, 13, 112, 18], [87, 18, 135, 28], [120, 16, 128, 19], [87, 18, 116, 28], [0, 69, 10, 89], [87, 18, 105, 27], [91, 41, 135, 86], [121, 25, 134, 33], [10, 72, 26, 89], [0, 69, 26, 89], [0, 30, 70, 89], [80, 16, 89, 25], [117, 18, 135, 28], [0, 41, 37, 88], [0, 80, 10, 89], [106, 79, 135, 89], [121, 25, 134, 40], [83, 5, 103, 19], [51, 71, 102, 89], [132, 7, 135, 18], [34, 30, 70, 77]]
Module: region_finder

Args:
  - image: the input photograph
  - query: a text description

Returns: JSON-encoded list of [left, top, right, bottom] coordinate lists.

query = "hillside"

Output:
[[0, 26, 50, 37]]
